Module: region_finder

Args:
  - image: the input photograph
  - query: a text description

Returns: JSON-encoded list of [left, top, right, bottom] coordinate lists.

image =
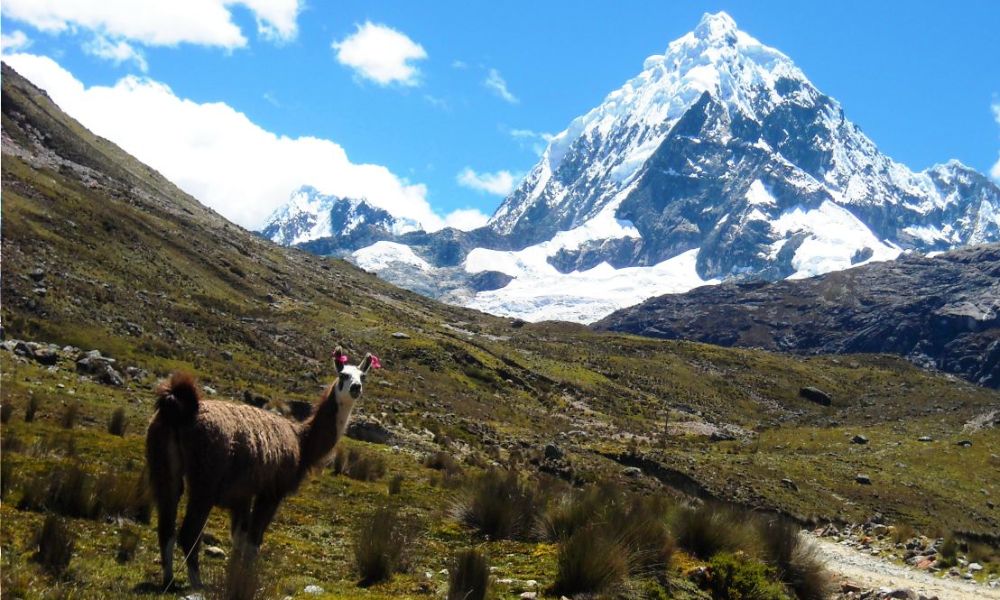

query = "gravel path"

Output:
[[812, 537, 1000, 599]]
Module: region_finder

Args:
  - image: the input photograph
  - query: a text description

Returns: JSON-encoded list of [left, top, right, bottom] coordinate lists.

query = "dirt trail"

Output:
[[812, 537, 1000, 599]]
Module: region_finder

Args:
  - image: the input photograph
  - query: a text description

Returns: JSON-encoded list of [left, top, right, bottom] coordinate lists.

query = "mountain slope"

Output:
[[261, 12, 1000, 323], [3, 62, 1000, 596], [595, 244, 1000, 388]]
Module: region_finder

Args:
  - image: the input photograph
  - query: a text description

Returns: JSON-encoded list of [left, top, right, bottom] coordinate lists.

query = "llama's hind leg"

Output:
[[246, 493, 282, 555], [156, 492, 180, 590], [177, 494, 213, 589], [229, 499, 252, 559]]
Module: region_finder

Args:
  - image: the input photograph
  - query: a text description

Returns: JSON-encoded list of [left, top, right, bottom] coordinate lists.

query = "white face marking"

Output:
[[333, 364, 367, 440]]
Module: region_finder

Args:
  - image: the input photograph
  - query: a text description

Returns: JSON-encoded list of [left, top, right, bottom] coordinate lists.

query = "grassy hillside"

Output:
[[2, 63, 998, 598]]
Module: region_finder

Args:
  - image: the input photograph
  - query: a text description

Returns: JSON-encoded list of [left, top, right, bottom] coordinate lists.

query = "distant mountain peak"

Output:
[[692, 11, 739, 44]]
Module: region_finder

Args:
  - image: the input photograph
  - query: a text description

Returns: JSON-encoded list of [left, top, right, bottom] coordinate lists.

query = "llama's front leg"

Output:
[[178, 495, 213, 589], [229, 499, 252, 558], [155, 479, 182, 589]]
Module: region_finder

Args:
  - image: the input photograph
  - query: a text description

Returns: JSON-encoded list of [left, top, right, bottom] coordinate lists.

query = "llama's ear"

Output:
[[333, 346, 346, 373], [360, 353, 373, 374]]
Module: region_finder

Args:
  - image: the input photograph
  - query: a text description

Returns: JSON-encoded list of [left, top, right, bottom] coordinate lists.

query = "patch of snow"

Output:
[[352, 241, 430, 272], [466, 249, 716, 323]]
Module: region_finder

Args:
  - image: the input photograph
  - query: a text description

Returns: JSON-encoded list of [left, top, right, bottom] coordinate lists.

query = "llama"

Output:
[[146, 347, 376, 589]]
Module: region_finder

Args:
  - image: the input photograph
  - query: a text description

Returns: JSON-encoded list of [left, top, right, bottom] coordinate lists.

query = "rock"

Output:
[[32, 348, 59, 366], [622, 466, 642, 478], [969, 562, 984, 572], [781, 478, 798, 491], [855, 474, 872, 485], [124, 322, 143, 336], [840, 580, 863, 594], [202, 386, 217, 395], [203, 545, 226, 559], [799, 386, 832, 406], [29, 267, 46, 282], [221, 350, 234, 361], [544, 443, 564, 460], [32, 287, 47, 296], [391, 331, 411, 339], [303, 584, 324, 594], [520, 593, 537, 600], [917, 436, 933, 442], [852, 434, 869, 445], [346, 418, 393, 444], [99, 365, 124, 387], [956, 440, 972, 447], [883, 588, 917, 600], [243, 390, 269, 408]]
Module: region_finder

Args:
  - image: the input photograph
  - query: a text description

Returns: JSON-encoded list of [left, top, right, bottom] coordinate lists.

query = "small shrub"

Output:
[[354, 506, 407, 585], [1, 403, 13, 424], [95, 470, 152, 523], [455, 469, 543, 540], [340, 448, 386, 482], [388, 474, 404, 495], [673, 503, 756, 560], [17, 464, 96, 519], [757, 518, 831, 600], [60, 402, 80, 429], [939, 534, 958, 566], [116, 528, 140, 563], [707, 552, 790, 600], [108, 407, 127, 436], [25, 396, 39, 422], [890, 522, 915, 545], [2, 429, 26, 453], [551, 524, 628, 597], [425, 451, 463, 477], [448, 548, 490, 600], [0, 459, 14, 500], [34, 514, 76, 576]]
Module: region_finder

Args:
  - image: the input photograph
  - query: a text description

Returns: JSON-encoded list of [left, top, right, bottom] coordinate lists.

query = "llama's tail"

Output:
[[154, 371, 201, 426]]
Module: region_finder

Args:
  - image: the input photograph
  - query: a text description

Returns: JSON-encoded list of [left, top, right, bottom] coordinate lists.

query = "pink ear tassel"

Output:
[[335, 353, 349, 364], [370, 355, 382, 369]]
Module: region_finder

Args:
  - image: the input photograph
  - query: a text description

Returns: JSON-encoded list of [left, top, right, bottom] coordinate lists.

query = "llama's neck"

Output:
[[297, 386, 355, 477]]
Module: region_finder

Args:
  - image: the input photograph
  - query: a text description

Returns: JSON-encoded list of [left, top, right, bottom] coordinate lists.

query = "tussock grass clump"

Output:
[[0, 402, 13, 424], [60, 402, 80, 429], [707, 552, 790, 600], [25, 395, 39, 422], [108, 407, 127, 436], [116, 528, 140, 563], [939, 534, 959, 566], [95, 470, 152, 523], [551, 524, 628, 597], [890, 522, 915, 544], [354, 506, 407, 586], [334, 447, 386, 482], [2, 428, 26, 453], [673, 503, 756, 560], [34, 514, 76, 576], [425, 450, 463, 477], [388, 474, 404, 495], [455, 469, 543, 541], [18, 464, 96, 518], [757, 518, 831, 600], [447, 548, 490, 600], [1, 459, 14, 500]]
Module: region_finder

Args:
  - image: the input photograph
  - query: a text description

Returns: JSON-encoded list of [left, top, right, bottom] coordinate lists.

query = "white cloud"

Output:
[[1, 30, 31, 53], [1, 0, 301, 48], [457, 168, 518, 196], [332, 22, 426, 87], [451, 59, 467, 69], [992, 101, 1000, 181], [484, 68, 517, 104], [509, 128, 554, 156], [84, 35, 148, 72], [3, 52, 454, 231], [444, 208, 490, 231]]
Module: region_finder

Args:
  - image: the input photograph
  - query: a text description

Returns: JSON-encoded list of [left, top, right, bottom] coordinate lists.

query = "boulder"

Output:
[[851, 434, 869, 445], [543, 443, 564, 460], [799, 386, 832, 406], [855, 474, 872, 485], [346, 418, 393, 445]]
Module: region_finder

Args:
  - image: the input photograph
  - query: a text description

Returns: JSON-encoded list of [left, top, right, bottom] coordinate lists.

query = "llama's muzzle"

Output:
[[349, 383, 362, 398]]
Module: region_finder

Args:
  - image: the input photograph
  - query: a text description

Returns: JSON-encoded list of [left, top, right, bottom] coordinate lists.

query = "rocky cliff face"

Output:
[[595, 244, 1000, 388]]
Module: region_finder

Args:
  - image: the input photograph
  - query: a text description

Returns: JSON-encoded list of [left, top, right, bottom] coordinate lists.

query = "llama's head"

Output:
[[332, 346, 376, 401]]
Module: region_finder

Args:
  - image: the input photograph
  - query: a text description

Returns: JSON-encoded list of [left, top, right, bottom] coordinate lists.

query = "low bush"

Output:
[[25, 396, 39, 422], [551, 524, 628, 597], [388, 474, 404, 495], [673, 503, 756, 560], [334, 447, 387, 482], [116, 529, 140, 563], [34, 514, 76, 576], [0, 403, 13, 424], [707, 552, 790, 600], [757, 518, 831, 600], [60, 402, 80, 429], [354, 506, 407, 585], [455, 469, 543, 541], [108, 407, 127, 436], [95, 470, 152, 523], [425, 451, 463, 477], [447, 548, 490, 600]]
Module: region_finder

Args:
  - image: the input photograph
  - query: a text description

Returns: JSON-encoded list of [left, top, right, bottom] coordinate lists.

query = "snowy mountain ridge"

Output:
[[260, 12, 1000, 323]]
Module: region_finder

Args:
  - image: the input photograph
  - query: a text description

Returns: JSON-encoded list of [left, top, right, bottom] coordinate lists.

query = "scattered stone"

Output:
[[124, 322, 143, 336], [221, 350, 234, 361], [622, 466, 642, 478], [303, 584, 324, 594], [851, 434, 869, 445], [519, 593, 537, 600], [32, 348, 59, 366], [203, 545, 226, 559], [883, 588, 917, 600], [346, 418, 393, 445], [855, 474, 872, 485], [781, 478, 798, 491], [391, 331, 411, 339], [799, 386, 832, 406], [29, 267, 46, 282], [969, 562, 984, 572], [243, 390, 269, 408], [543, 443, 564, 460], [32, 287, 47, 296], [202, 386, 217, 396], [917, 436, 933, 442], [840, 580, 863, 594], [956, 440, 972, 448]]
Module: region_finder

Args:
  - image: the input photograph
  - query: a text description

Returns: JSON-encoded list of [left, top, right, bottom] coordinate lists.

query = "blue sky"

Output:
[[2, 1, 998, 230]]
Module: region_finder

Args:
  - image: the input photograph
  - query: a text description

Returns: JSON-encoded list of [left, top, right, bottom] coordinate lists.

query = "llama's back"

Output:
[[180, 400, 303, 503]]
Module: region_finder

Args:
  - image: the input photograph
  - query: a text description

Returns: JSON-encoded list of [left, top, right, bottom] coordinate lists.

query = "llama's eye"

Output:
[[360, 374, 366, 381]]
